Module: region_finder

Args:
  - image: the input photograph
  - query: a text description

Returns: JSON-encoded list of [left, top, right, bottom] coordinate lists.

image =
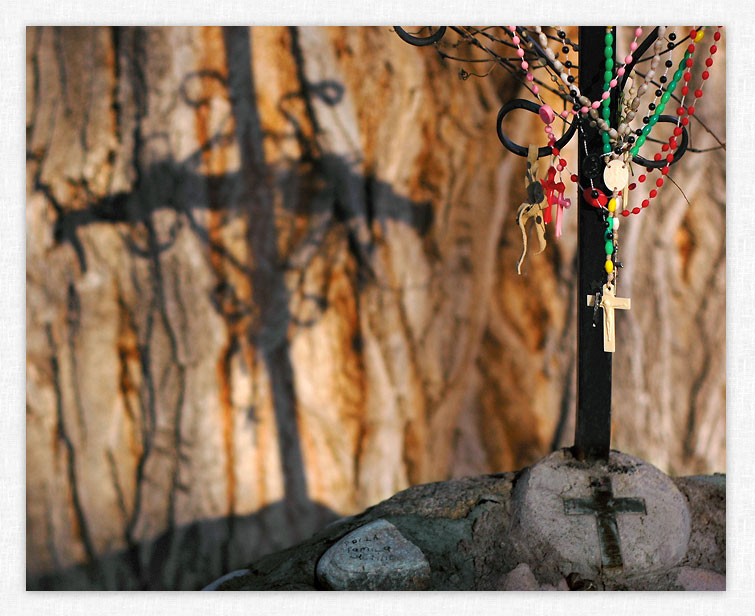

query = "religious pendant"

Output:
[[586, 283, 631, 353], [603, 155, 633, 214], [516, 145, 548, 274], [603, 159, 629, 195]]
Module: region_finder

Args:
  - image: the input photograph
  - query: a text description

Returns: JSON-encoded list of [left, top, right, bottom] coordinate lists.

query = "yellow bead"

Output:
[[605, 260, 614, 273], [608, 198, 616, 212], [694, 29, 705, 43]]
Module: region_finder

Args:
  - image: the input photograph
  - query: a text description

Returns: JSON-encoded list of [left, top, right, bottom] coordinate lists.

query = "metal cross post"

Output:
[[573, 26, 617, 462], [393, 26, 690, 465]]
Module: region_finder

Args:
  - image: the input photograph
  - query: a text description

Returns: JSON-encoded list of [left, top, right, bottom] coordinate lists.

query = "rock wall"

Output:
[[25, 26, 725, 589]]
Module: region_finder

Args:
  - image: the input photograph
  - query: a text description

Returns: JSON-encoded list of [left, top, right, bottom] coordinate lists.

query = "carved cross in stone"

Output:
[[586, 283, 630, 353], [564, 475, 646, 569]]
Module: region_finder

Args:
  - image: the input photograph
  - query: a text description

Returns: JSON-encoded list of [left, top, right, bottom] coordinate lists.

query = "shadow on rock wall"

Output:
[[28, 500, 340, 590], [27, 26, 433, 590]]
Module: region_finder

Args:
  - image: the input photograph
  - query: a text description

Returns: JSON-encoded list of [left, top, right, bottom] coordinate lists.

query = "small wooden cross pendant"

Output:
[[586, 283, 631, 353]]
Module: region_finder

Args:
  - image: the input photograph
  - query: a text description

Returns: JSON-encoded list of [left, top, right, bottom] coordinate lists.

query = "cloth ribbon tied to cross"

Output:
[[516, 145, 572, 275]]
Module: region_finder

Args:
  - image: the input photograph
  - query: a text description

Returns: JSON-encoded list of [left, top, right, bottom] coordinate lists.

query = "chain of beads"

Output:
[[631, 35, 693, 155], [519, 24, 675, 160], [588, 26, 662, 147], [512, 26, 711, 164], [614, 26, 645, 134], [516, 26, 675, 157], [604, 195, 620, 274], [622, 27, 719, 216], [517, 26, 649, 127], [510, 27, 719, 222], [509, 26, 544, 102], [531, 26, 584, 202], [606, 27, 677, 158], [519, 26, 583, 202], [533, 26, 580, 121], [533, 27, 578, 100], [677, 28, 720, 123], [637, 45, 677, 135], [601, 28, 616, 154], [619, 29, 668, 146], [537, 104, 579, 234]]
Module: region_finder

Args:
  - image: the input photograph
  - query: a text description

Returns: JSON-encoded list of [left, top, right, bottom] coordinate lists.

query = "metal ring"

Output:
[[394, 27, 447, 47], [631, 115, 689, 168], [496, 99, 579, 157]]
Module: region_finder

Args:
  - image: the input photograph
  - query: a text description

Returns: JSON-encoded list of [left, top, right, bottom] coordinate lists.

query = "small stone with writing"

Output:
[[315, 519, 431, 590]]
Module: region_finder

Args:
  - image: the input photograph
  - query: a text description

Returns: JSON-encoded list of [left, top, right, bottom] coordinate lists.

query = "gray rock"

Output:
[[685, 473, 726, 491], [673, 476, 725, 573], [676, 567, 725, 590], [315, 519, 431, 590], [201, 568, 251, 590], [510, 449, 691, 583], [501, 563, 539, 590], [210, 464, 723, 590], [540, 577, 570, 591]]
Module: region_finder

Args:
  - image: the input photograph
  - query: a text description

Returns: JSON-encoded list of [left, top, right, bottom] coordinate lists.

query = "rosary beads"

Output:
[[511, 25, 719, 278], [622, 27, 720, 216], [530, 27, 716, 212]]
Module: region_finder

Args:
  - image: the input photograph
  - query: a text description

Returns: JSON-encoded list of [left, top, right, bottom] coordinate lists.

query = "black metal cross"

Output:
[[394, 26, 689, 464], [563, 475, 646, 568], [570, 27, 686, 460], [573, 26, 617, 462]]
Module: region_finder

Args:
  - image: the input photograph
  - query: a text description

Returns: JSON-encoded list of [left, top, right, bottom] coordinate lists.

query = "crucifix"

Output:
[[587, 283, 631, 353], [573, 25, 620, 462]]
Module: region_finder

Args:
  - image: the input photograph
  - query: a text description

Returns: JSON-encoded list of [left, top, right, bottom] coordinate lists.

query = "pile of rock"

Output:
[[203, 449, 725, 591]]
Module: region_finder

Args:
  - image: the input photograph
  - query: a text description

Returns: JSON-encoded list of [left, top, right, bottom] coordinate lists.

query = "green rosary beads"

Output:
[[631, 48, 694, 156], [602, 29, 614, 154]]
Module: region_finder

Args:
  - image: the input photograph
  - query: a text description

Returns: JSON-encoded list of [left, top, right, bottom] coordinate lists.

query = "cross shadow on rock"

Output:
[[28, 26, 434, 591]]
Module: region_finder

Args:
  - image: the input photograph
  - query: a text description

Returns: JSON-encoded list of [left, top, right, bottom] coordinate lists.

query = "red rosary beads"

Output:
[[623, 27, 720, 216]]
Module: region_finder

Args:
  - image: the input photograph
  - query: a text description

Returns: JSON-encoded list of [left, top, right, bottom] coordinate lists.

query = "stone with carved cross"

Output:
[[509, 449, 691, 586], [587, 283, 630, 353], [564, 475, 646, 569]]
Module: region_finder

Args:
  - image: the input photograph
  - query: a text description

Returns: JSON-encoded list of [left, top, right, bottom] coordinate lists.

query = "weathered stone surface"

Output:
[[685, 474, 726, 490], [315, 519, 431, 590], [674, 476, 725, 574], [675, 567, 725, 591], [209, 473, 517, 590], [500, 563, 539, 591], [201, 569, 251, 590], [540, 578, 570, 591], [509, 449, 691, 583], [201, 465, 723, 591]]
